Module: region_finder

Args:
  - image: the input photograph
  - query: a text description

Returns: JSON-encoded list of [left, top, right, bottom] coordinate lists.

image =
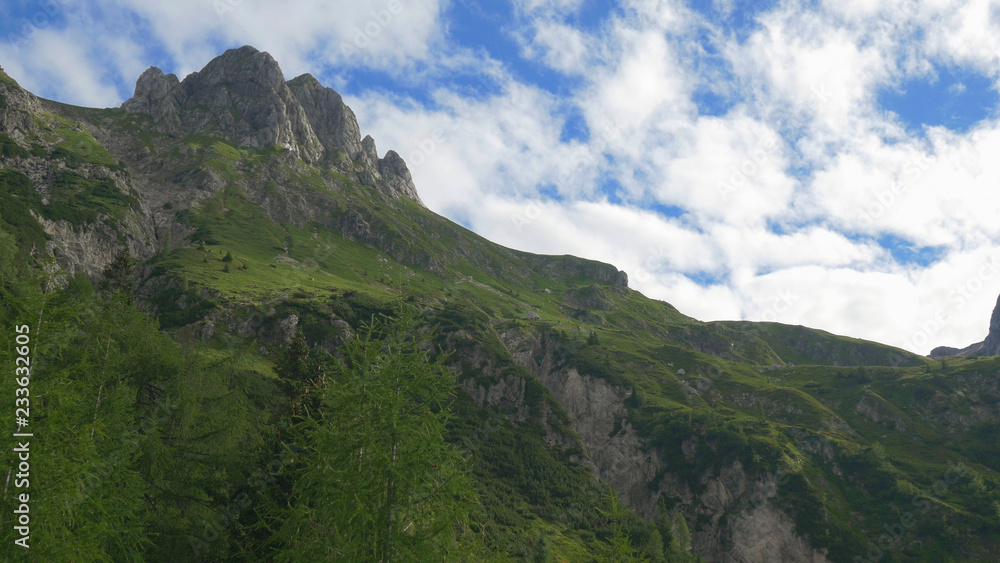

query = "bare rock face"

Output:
[[525, 255, 629, 288], [728, 505, 827, 563], [123, 46, 324, 161], [0, 70, 43, 132], [462, 373, 529, 421], [176, 46, 323, 163], [539, 366, 662, 516], [501, 326, 661, 514], [360, 134, 378, 167], [122, 67, 181, 128], [655, 459, 829, 562], [273, 314, 299, 345], [979, 294, 1000, 356], [378, 150, 422, 204], [286, 73, 363, 158], [35, 209, 155, 280], [0, 70, 157, 281]]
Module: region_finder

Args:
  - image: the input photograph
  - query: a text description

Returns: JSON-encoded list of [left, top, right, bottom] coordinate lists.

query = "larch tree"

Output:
[[275, 306, 480, 562]]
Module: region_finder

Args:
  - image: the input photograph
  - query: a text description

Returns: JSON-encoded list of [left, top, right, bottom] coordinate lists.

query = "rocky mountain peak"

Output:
[[186, 45, 284, 90], [119, 46, 423, 205], [122, 66, 181, 125], [378, 150, 422, 204], [360, 134, 378, 166], [978, 294, 1000, 355], [172, 45, 322, 162]]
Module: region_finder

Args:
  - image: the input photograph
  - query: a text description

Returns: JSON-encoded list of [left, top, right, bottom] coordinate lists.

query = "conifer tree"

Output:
[[99, 249, 134, 297], [601, 489, 650, 562], [274, 307, 478, 561], [588, 330, 600, 346]]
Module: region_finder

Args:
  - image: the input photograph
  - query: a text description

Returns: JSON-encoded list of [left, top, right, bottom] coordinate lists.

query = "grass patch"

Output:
[[0, 133, 28, 159], [35, 113, 120, 168], [0, 169, 48, 266], [43, 171, 138, 226]]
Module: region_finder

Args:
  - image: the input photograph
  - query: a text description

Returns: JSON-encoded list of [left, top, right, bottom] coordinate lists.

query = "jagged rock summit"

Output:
[[930, 293, 1000, 357], [121, 45, 422, 204]]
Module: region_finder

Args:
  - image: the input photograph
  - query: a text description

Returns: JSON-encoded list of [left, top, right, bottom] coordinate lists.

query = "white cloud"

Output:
[[524, 21, 591, 74], [923, 0, 1000, 72], [0, 29, 122, 106], [652, 115, 792, 226], [712, 0, 736, 18], [587, 26, 694, 134]]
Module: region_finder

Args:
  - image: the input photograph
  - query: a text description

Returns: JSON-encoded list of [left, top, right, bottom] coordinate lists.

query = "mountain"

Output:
[[931, 294, 1000, 358], [1, 48, 999, 562]]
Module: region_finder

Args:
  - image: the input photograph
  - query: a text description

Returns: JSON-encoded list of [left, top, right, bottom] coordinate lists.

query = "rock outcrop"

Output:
[[286, 73, 363, 158], [931, 293, 1000, 357], [377, 149, 422, 204], [979, 293, 1000, 355], [121, 67, 181, 127], [145, 46, 324, 163], [524, 255, 629, 288]]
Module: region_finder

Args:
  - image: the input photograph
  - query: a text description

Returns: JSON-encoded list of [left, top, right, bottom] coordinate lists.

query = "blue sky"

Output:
[[3, 0, 1000, 354], [878, 62, 999, 135]]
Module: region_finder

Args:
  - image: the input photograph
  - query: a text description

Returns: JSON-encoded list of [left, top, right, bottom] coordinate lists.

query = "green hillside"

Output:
[[1, 53, 998, 562]]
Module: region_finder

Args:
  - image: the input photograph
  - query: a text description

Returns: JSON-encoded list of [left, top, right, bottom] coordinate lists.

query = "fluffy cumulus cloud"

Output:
[[3, 0, 1000, 354], [521, 21, 590, 74]]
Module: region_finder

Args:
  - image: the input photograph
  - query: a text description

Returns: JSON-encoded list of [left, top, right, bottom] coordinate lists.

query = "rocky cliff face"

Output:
[[1, 47, 437, 281], [285, 73, 362, 158], [979, 294, 1000, 356], [121, 67, 181, 127], [177, 46, 323, 162], [0, 69, 156, 281], [524, 255, 629, 287], [124, 46, 322, 163], [649, 461, 829, 563]]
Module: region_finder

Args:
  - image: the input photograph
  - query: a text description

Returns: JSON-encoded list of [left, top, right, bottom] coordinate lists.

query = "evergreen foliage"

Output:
[[273, 307, 480, 561]]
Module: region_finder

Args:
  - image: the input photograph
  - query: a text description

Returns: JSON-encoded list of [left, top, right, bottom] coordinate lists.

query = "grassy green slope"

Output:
[[118, 125, 997, 560], [3, 77, 997, 560], [140, 146, 996, 559]]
